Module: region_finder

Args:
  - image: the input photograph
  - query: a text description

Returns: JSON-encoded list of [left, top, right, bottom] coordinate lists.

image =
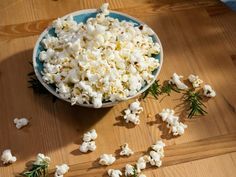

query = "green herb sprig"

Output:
[[142, 80, 179, 99], [184, 90, 207, 118], [132, 167, 138, 177], [21, 157, 49, 177]]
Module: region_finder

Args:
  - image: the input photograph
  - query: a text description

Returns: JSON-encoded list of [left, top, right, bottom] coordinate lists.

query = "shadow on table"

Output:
[[0, 49, 111, 163]]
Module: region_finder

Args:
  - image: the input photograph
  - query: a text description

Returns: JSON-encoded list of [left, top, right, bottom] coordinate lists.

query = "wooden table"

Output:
[[0, 0, 236, 176]]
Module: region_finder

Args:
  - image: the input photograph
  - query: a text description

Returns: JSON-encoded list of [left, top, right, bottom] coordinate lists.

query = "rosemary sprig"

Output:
[[161, 81, 180, 95], [142, 80, 161, 99], [184, 90, 207, 118], [21, 157, 49, 177], [142, 80, 180, 99], [132, 167, 138, 177]]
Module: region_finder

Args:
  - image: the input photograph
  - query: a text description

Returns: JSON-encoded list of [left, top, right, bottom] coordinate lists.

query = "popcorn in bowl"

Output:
[[36, 3, 161, 108]]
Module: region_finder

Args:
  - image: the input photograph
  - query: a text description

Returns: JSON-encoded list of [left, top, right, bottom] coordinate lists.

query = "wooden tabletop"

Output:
[[0, 0, 236, 176]]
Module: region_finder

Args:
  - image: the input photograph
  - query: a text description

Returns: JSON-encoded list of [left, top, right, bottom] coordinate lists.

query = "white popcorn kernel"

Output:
[[100, 3, 109, 15], [34, 153, 51, 165], [136, 155, 150, 172], [14, 118, 29, 129], [120, 143, 134, 156], [83, 129, 98, 142], [171, 122, 188, 136], [124, 111, 140, 125], [79, 141, 96, 153], [188, 74, 203, 88], [54, 164, 69, 177], [159, 108, 187, 136], [149, 151, 162, 167], [129, 99, 143, 114], [151, 140, 165, 156], [169, 73, 188, 90], [108, 169, 122, 177], [1, 149, 17, 164], [203, 84, 216, 98], [139, 174, 147, 177], [99, 154, 116, 166], [125, 164, 135, 176]]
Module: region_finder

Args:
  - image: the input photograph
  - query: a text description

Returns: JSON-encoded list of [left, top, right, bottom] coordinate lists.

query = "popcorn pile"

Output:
[[39, 3, 160, 108], [159, 108, 187, 136], [79, 129, 98, 153], [123, 99, 143, 125]]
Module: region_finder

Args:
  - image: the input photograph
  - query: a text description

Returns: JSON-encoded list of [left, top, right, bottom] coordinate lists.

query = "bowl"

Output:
[[33, 9, 163, 108]]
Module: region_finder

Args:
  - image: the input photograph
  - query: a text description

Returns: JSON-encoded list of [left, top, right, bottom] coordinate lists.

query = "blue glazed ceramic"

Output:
[[33, 9, 163, 108]]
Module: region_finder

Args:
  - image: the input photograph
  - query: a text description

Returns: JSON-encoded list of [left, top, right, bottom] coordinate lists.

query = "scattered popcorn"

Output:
[[1, 149, 17, 164], [169, 73, 188, 90], [83, 129, 97, 142], [151, 140, 165, 156], [108, 169, 122, 177], [55, 164, 69, 177], [124, 100, 143, 125], [120, 143, 134, 156], [129, 100, 143, 114], [99, 154, 116, 166], [149, 151, 162, 167], [34, 153, 51, 165], [13, 118, 29, 129], [139, 174, 147, 177], [136, 155, 150, 172], [203, 84, 216, 98], [125, 164, 135, 176], [171, 122, 188, 136], [159, 108, 187, 136], [188, 74, 203, 88], [40, 3, 160, 108], [79, 141, 96, 153]]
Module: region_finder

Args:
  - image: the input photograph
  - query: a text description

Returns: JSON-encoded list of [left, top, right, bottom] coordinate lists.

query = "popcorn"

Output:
[[14, 118, 29, 129], [120, 143, 134, 156], [188, 74, 203, 88], [34, 153, 51, 165], [169, 73, 188, 90], [83, 129, 97, 142], [123, 100, 143, 125], [100, 3, 109, 15], [149, 151, 162, 167], [139, 174, 146, 177], [203, 84, 216, 98], [136, 156, 150, 172], [159, 108, 187, 136], [125, 164, 135, 176], [108, 169, 122, 177], [151, 140, 165, 156], [99, 154, 116, 166], [1, 149, 17, 164], [40, 3, 160, 108], [55, 164, 69, 177], [79, 141, 96, 153]]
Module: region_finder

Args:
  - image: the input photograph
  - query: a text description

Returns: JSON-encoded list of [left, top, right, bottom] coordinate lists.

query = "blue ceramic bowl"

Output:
[[33, 9, 163, 108]]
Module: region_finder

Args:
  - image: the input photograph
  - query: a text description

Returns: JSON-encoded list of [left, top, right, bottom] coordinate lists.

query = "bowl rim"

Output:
[[33, 9, 163, 108]]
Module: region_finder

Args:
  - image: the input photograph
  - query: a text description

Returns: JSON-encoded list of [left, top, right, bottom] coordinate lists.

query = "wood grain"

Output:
[[0, 0, 236, 177], [47, 133, 236, 177]]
